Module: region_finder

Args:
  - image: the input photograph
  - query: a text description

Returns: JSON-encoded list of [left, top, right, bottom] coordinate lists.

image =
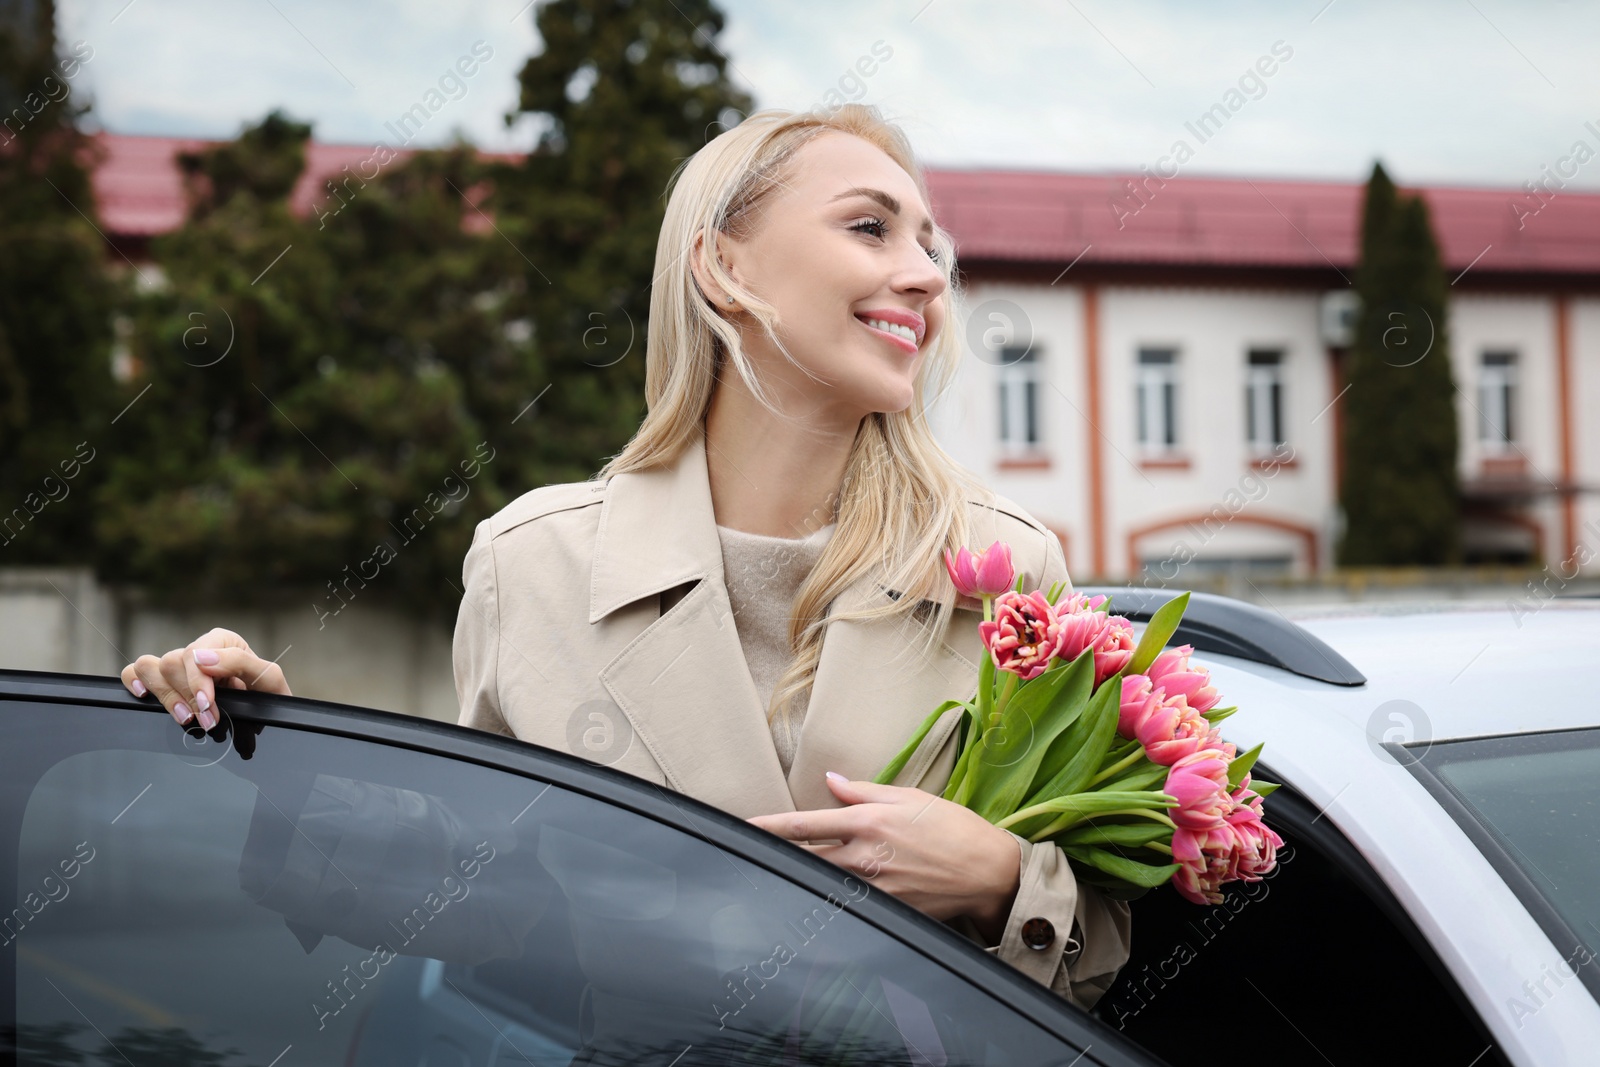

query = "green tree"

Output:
[[487, 0, 755, 482], [97, 110, 530, 626], [1338, 162, 1461, 565], [0, 0, 120, 562]]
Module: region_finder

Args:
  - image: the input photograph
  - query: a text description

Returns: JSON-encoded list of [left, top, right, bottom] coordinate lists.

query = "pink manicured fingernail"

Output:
[[198, 709, 217, 731], [825, 771, 848, 783], [193, 648, 219, 665], [196, 690, 210, 713], [173, 701, 193, 724], [130, 679, 147, 697]]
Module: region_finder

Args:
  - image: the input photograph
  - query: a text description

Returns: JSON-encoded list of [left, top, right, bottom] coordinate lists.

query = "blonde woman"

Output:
[[119, 104, 1132, 1010]]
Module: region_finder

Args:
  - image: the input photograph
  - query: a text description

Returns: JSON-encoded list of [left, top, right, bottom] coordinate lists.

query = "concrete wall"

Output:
[[7, 566, 1595, 725], [0, 567, 459, 723]]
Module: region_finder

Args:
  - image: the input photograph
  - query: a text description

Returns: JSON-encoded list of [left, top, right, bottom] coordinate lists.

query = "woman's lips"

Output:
[[856, 316, 919, 355]]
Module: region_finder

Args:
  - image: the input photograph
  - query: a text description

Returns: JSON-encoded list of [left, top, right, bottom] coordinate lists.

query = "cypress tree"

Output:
[[488, 0, 755, 482], [0, 0, 119, 563], [1338, 162, 1461, 565]]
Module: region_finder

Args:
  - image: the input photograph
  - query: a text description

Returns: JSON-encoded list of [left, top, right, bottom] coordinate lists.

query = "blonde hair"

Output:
[[594, 104, 990, 730]]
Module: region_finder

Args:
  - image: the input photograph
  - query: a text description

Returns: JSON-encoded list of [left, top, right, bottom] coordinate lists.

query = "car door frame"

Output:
[[1252, 761, 1512, 1059], [0, 668, 1170, 1067]]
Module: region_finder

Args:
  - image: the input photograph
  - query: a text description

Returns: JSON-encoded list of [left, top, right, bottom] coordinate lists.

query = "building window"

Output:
[[997, 346, 1041, 450], [1478, 350, 1517, 453], [1136, 347, 1179, 451], [1245, 348, 1285, 453]]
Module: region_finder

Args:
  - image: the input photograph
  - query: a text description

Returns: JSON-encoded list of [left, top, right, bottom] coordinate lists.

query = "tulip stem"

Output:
[[1143, 841, 1174, 855], [990, 671, 1019, 726], [944, 716, 979, 802], [1088, 748, 1146, 787], [1028, 807, 1177, 843]]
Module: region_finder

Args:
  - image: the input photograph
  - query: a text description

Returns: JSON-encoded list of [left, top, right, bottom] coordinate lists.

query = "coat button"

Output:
[[1020, 917, 1055, 950]]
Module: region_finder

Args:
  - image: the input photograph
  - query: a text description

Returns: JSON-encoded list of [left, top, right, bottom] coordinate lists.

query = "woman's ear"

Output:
[[689, 229, 740, 312]]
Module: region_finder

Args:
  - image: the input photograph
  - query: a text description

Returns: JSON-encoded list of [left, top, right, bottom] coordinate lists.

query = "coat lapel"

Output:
[[591, 428, 795, 819], [787, 583, 985, 811]]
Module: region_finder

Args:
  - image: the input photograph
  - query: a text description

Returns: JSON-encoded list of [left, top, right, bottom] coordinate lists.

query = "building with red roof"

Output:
[[87, 132, 1600, 579]]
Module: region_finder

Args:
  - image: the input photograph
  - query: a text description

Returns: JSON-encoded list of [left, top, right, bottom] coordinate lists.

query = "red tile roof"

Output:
[[88, 132, 521, 238], [924, 168, 1600, 275], [88, 132, 1600, 275]]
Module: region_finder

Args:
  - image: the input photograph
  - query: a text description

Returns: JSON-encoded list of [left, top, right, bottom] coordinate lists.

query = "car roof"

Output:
[[1286, 598, 1600, 740]]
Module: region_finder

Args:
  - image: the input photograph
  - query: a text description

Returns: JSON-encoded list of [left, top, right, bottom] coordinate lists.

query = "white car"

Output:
[[1088, 587, 1600, 1067]]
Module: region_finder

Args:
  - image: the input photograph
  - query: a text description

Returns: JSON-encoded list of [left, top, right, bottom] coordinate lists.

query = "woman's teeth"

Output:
[[863, 318, 917, 346]]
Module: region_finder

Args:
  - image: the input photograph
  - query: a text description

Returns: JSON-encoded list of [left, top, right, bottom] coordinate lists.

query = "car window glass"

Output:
[[1420, 728, 1600, 957], [4, 702, 1097, 1067]]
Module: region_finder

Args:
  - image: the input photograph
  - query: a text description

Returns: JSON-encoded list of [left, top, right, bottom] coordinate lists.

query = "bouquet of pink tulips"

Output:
[[874, 541, 1282, 905]]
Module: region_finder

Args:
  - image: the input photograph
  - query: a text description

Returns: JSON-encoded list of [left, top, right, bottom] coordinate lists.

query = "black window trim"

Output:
[[1252, 762, 1509, 1063], [0, 669, 1167, 1067], [1391, 729, 1600, 1006]]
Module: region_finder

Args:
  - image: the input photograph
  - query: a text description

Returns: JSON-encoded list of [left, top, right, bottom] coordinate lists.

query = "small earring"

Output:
[[726, 297, 734, 305]]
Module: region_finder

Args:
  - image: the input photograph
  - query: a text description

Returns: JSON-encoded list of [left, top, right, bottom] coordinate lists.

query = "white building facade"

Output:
[[924, 169, 1600, 582]]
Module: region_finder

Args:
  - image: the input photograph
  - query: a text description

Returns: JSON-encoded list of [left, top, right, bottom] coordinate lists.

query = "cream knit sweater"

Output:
[[714, 520, 837, 775]]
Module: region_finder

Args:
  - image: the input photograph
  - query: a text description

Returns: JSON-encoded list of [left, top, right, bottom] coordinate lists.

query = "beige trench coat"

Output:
[[451, 426, 1133, 1010]]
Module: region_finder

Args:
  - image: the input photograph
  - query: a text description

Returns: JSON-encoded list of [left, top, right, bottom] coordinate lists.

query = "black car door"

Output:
[[0, 670, 1164, 1067]]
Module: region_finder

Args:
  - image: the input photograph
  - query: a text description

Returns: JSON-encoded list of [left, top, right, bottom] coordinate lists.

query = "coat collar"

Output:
[[588, 425, 730, 625], [588, 426, 985, 818]]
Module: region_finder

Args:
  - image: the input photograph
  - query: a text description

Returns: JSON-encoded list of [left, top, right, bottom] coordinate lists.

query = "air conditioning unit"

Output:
[[1319, 290, 1360, 348]]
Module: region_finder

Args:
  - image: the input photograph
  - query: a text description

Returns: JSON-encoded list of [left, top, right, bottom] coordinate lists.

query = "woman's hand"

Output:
[[120, 628, 292, 730], [748, 774, 1021, 939]]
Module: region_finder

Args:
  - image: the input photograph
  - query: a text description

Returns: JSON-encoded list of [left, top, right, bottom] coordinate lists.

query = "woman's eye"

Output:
[[850, 218, 889, 240], [851, 218, 943, 265]]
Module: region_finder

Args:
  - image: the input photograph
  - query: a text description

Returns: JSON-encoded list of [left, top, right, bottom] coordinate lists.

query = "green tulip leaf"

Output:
[[1061, 845, 1181, 887], [1250, 778, 1281, 797], [1203, 705, 1238, 725], [1055, 821, 1173, 849], [1107, 737, 1142, 761], [1097, 761, 1170, 793], [973, 644, 997, 751], [1227, 741, 1264, 790], [960, 651, 1094, 821], [1127, 591, 1191, 676], [874, 700, 966, 785], [1021, 667, 1123, 806], [997, 789, 1175, 835]]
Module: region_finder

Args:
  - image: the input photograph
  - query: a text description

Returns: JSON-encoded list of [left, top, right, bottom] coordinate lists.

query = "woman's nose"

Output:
[[897, 242, 948, 300]]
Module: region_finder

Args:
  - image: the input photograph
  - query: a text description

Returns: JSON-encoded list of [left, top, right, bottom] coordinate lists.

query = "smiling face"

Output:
[[695, 131, 949, 427]]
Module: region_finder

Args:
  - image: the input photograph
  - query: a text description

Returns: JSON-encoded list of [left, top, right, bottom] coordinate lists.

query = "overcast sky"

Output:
[[55, 0, 1600, 192]]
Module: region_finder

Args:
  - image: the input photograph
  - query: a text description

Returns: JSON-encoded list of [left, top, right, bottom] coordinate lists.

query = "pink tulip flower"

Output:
[[1225, 794, 1283, 881], [944, 541, 1016, 599], [1134, 691, 1220, 766], [1052, 592, 1112, 665], [979, 589, 1065, 681], [1091, 615, 1136, 687], [1165, 749, 1234, 831], [1171, 825, 1236, 905], [1057, 591, 1110, 614], [1145, 644, 1220, 713], [1118, 674, 1158, 739]]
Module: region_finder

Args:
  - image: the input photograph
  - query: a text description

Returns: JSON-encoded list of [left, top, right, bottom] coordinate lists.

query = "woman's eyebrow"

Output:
[[829, 186, 935, 238]]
